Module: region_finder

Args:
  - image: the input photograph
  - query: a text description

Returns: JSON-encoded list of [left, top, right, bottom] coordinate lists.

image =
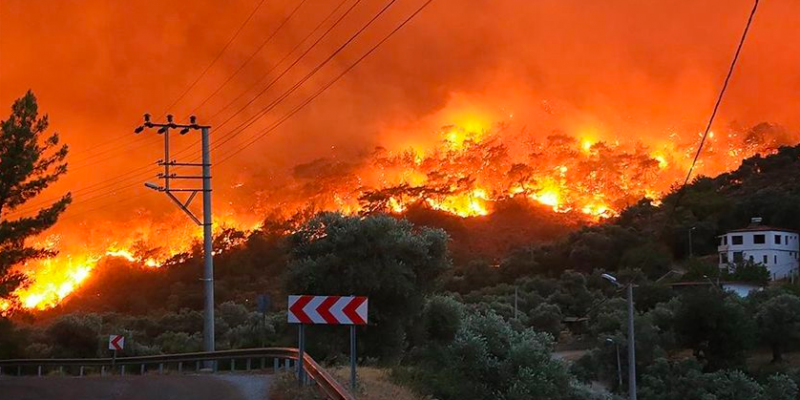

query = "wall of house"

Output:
[[718, 230, 800, 280]]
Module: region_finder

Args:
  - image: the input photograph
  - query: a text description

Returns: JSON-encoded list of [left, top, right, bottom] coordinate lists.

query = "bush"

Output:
[[45, 314, 102, 358], [409, 310, 601, 400]]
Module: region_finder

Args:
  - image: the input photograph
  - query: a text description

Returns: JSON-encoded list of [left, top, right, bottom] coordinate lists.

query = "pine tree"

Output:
[[0, 91, 71, 299]]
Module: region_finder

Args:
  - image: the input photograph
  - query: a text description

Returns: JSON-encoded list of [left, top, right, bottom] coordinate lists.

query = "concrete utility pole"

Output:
[[606, 337, 623, 388], [135, 114, 215, 362], [601, 273, 636, 400]]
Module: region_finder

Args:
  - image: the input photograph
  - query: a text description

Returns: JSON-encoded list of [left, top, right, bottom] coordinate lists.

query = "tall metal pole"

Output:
[[626, 284, 637, 400], [350, 325, 356, 392], [615, 343, 622, 387], [298, 325, 305, 385], [688, 227, 694, 257], [201, 127, 215, 361]]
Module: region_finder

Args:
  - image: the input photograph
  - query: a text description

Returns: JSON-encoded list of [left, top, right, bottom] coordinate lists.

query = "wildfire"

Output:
[[3, 117, 795, 313]]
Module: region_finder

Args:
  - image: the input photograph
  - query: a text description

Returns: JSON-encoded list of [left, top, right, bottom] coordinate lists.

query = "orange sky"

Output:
[[1, 0, 799, 225]]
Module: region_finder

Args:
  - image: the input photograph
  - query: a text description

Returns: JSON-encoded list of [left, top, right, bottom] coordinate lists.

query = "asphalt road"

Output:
[[0, 373, 271, 400]]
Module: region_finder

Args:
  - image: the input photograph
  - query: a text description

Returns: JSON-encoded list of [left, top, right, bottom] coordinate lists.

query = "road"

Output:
[[0, 373, 271, 400]]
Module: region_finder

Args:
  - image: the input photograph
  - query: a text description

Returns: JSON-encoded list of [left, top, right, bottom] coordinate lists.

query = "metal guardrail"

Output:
[[0, 347, 355, 400]]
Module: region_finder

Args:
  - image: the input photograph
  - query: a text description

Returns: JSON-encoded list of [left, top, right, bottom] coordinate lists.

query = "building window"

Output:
[[734, 252, 744, 262], [754, 234, 766, 244], [721, 253, 729, 264], [763, 255, 769, 264], [775, 255, 778, 264], [775, 235, 782, 244], [732, 236, 744, 245]]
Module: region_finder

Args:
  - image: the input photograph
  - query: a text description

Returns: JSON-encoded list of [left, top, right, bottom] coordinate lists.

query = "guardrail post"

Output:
[[273, 358, 278, 373], [159, 363, 164, 375], [38, 366, 42, 377], [261, 358, 265, 370], [230, 359, 235, 372], [17, 366, 21, 376], [121, 365, 126, 376], [59, 366, 63, 376], [101, 366, 106, 376], [80, 366, 84, 377], [246, 358, 251, 371], [196, 361, 200, 372], [178, 362, 183, 373], [140, 364, 145, 375]]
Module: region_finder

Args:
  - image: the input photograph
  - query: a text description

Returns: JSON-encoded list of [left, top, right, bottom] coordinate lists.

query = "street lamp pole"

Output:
[[689, 227, 697, 258], [606, 338, 623, 387], [602, 273, 636, 400]]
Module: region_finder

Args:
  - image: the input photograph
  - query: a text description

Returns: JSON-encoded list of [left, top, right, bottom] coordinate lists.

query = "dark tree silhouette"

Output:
[[0, 91, 71, 299]]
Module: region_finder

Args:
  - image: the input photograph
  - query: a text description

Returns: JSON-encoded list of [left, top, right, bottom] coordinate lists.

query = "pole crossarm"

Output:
[[134, 114, 211, 226]]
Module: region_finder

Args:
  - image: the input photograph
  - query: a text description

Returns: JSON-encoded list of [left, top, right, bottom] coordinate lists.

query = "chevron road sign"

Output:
[[108, 335, 124, 351], [287, 295, 368, 325]]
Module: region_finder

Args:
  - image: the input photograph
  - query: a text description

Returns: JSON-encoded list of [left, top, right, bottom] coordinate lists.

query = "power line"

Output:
[[662, 0, 759, 230], [679, 0, 760, 189], [57, 0, 313, 176], [164, 0, 269, 117], [160, 0, 366, 162], [6, 0, 351, 218], [206, 0, 354, 123], [205, 0, 392, 154], [182, 0, 311, 120], [64, 0, 268, 160], [217, 0, 436, 164]]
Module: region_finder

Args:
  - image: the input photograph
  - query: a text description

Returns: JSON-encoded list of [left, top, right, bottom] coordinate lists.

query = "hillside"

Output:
[[26, 141, 800, 317]]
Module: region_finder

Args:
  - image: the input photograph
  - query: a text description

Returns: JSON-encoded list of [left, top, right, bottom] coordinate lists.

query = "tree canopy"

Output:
[[0, 91, 71, 299], [285, 212, 450, 358]]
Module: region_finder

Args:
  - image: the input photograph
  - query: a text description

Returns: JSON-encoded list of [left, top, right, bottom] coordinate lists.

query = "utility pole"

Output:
[[605, 338, 623, 388], [601, 273, 636, 400], [688, 227, 696, 258], [135, 114, 215, 364]]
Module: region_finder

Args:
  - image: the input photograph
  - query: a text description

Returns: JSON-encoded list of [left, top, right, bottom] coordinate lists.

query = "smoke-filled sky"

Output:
[[1, 0, 799, 224]]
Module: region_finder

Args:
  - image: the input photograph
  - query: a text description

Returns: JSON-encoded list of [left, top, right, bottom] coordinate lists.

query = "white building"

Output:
[[718, 218, 800, 280]]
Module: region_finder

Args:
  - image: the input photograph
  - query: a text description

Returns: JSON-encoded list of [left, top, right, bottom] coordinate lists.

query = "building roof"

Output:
[[726, 225, 798, 233]]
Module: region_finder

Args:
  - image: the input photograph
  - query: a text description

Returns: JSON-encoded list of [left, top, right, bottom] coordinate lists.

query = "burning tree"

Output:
[[0, 91, 71, 306]]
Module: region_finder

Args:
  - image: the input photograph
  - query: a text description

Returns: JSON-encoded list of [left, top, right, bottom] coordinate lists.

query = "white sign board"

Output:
[[108, 334, 124, 351]]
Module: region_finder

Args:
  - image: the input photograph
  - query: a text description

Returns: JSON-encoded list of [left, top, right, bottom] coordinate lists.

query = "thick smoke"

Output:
[[0, 0, 798, 231]]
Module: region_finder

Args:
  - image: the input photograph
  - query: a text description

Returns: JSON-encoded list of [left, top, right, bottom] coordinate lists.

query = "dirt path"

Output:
[[0, 373, 271, 400]]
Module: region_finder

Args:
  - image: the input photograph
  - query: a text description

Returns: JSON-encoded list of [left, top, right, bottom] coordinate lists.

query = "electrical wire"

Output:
[[664, 0, 760, 224]]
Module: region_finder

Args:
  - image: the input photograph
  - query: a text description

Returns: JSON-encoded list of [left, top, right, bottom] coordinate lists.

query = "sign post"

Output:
[[257, 294, 270, 347], [350, 325, 356, 391], [288, 295, 368, 391], [108, 335, 124, 370]]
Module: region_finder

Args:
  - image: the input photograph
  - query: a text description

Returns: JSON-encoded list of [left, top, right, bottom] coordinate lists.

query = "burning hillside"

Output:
[[3, 117, 795, 313]]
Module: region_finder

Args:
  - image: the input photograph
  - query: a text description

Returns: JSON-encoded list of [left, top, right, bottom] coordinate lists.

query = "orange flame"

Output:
[[4, 116, 795, 312]]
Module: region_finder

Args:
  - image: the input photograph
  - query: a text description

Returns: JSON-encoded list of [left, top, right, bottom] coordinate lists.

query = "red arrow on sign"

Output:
[[109, 335, 124, 351], [317, 296, 340, 324], [289, 295, 313, 324], [342, 297, 367, 325]]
